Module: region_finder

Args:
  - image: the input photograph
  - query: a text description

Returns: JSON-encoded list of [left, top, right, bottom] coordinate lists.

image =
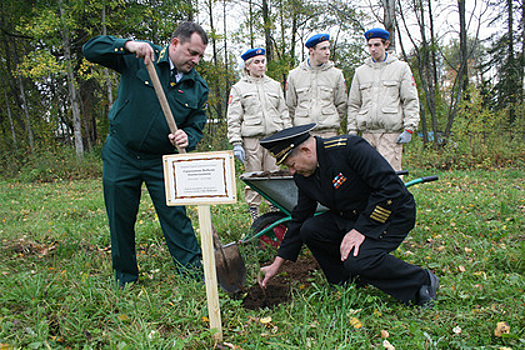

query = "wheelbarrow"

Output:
[[239, 170, 438, 248]]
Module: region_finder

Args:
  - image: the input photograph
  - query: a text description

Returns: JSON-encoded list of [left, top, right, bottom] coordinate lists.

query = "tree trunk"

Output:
[[102, 5, 113, 110], [249, 0, 254, 47], [3, 84, 17, 150], [458, 0, 468, 94], [17, 74, 34, 152], [262, 0, 273, 62], [208, 0, 223, 122], [445, 0, 468, 136], [381, 0, 396, 52], [427, 0, 438, 144], [59, 0, 84, 158]]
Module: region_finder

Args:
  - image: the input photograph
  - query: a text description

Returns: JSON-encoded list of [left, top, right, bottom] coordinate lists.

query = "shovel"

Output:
[[146, 61, 246, 293]]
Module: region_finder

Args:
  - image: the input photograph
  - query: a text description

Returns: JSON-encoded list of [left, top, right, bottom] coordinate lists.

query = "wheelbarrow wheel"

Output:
[[251, 212, 288, 249]]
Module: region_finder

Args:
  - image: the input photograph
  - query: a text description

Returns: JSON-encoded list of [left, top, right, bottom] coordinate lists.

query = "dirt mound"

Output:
[[242, 255, 319, 310]]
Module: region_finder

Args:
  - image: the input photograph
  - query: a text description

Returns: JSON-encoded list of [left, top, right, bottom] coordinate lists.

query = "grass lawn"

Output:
[[0, 169, 523, 349]]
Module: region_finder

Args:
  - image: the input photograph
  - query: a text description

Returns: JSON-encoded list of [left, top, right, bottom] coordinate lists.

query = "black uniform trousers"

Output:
[[102, 135, 202, 285], [300, 210, 429, 304]]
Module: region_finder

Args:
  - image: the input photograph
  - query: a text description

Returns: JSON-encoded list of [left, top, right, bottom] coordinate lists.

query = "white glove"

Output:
[[396, 130, 413, 144], [233, 144, 245, 164]]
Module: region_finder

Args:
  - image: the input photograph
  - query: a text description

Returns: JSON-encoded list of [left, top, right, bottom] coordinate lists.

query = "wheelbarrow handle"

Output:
[[421, 175, 439, 183], [404, 175, 439, 187]]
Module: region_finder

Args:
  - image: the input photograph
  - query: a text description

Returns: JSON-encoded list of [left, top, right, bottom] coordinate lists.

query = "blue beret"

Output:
[[260, 123, 316, 165], [305, 34, 330, 48], [241, 47, 265, 61], [364, 28, 390, 41]]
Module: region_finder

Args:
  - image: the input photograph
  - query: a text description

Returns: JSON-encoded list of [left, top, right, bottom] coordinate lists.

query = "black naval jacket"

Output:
[[277, 135, 416, 262]]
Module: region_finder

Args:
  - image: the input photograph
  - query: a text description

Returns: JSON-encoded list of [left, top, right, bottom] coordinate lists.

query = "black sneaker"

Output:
[[418, 270, 439, 309]]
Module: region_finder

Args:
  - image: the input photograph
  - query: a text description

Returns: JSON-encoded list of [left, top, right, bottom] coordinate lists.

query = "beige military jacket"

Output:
[[347, 54, 420, 133], [227, 75, 291, 145], [286, 60, 347, 132]]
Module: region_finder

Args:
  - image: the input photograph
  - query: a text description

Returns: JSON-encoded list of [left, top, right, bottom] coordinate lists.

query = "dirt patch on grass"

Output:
[[242, 255, 319, 310]]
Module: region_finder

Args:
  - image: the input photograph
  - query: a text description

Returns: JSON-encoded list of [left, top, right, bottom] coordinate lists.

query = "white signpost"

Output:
[[163, 150, 237, 341]]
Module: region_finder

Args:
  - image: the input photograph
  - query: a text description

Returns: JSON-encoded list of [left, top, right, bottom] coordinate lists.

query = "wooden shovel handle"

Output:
[[145, 61, 186, 154]]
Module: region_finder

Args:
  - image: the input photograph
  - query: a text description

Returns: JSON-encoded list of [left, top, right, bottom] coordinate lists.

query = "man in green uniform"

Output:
[[82, 22, 209, 289]]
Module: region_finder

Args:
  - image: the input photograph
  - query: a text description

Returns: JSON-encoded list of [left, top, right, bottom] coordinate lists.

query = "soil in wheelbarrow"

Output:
[[242, 255, 320, 310], [248, 169, 292, 177]]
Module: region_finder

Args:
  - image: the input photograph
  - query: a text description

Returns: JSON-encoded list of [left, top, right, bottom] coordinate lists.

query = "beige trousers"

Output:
[[243, 137, 280, 207], [362, 132, 403, 171]]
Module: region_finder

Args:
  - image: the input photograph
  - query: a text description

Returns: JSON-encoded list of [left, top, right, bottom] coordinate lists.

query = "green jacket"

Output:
[[82, 36, 209, 154]]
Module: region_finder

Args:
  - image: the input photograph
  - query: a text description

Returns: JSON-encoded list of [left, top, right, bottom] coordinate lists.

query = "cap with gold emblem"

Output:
[[364, 28, 390, 41], [305, 34, 330, 48], [241, 47, 266, 61], [260, 123, 316, 165]]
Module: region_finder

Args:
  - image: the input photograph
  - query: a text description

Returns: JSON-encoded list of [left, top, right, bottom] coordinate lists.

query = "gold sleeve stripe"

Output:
[[374, 206, 392, 215], [370, 206, 391, 223], [324, 139, 347, 148], [372, 211, 390, 219], [370, 215, 387, 223]]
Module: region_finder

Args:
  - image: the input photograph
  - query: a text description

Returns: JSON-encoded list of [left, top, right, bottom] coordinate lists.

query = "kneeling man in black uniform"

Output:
[[258, 123, 438, 307]]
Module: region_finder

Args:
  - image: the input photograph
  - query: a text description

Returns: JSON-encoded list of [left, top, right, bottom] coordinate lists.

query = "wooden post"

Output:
[[197, 205, 223, 341]]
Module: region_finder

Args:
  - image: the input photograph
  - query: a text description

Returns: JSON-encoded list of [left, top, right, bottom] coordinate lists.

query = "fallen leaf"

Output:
[[118, 314, 129, 321], [260, 317, 272, 325], [380, 330, 390, 338], [464, 247, 473, 253], [349, 317, 362, 329], [494, 322, 510, 337], [382, 339, 395, 350], [201, 316, 209, 323], [474, 271, 487, 279], [458, 265, 466, 273]]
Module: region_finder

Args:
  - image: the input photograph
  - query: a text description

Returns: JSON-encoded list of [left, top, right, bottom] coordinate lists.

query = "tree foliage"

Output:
[[0, 0, 522, 171]]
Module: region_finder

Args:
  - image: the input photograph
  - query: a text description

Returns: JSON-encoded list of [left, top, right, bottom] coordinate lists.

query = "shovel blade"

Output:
[[215, 242, 246, 294]]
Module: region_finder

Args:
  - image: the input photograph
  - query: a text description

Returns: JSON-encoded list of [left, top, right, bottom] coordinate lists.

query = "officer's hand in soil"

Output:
[[258, 257, 285, 288], [340, 229, 365, 261], [125, 41, 155, 65]]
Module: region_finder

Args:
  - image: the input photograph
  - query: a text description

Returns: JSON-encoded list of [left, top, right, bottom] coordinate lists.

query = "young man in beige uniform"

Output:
[[286, 34, 347, 137], [347, 28, 420, 171], [227, 48, 292, 221]]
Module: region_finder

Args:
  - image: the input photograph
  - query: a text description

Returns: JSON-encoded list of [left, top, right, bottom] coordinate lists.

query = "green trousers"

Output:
[[102, 135, 202, 285]]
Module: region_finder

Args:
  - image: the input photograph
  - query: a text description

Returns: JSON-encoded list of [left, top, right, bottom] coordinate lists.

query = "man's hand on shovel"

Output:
[[125, 41, 155, 65], [168, 130, 189, 149]]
